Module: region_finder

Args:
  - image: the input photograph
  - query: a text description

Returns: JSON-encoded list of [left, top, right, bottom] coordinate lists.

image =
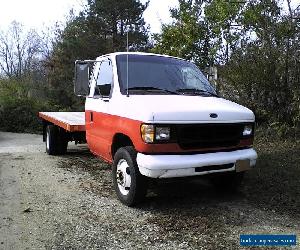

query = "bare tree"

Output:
[[0, 21, 42, 78], [286, 0, 293, 19]]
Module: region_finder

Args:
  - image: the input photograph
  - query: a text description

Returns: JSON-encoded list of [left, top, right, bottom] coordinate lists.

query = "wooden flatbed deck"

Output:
[[39, 112, 85, 132]]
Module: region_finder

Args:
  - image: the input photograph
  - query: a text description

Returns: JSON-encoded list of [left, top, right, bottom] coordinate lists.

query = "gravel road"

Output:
[[0, 131, 299, 250]]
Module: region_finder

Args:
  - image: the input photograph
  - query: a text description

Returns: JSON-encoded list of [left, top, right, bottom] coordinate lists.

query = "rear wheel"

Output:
[[46, 125, 68, 155], [112, 146, 148, 206], [210, 171, 244, 191]]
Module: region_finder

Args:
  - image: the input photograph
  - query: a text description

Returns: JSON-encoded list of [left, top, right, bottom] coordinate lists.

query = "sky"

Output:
[[0, 0, 178, 33], [0, 0, 299, 34]]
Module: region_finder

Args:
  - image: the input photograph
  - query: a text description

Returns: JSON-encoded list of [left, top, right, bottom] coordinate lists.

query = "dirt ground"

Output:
[[0, 131, 299, 250]]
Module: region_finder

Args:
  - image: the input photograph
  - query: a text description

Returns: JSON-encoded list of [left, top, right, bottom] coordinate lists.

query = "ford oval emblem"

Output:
[[210, 113, 218, 118]]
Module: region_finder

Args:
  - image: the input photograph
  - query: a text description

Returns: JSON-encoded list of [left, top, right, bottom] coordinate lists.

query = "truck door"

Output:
[[85, 59, 113, 161]]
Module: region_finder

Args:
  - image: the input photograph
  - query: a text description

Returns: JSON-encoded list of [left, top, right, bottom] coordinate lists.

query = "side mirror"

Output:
[[74, 61, 91, 96]]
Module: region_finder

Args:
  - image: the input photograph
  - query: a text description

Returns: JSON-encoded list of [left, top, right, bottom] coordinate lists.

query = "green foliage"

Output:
[[0, 97, 41, 133], [204, 0, 245, 62], [47, 0, 150, 110], [153, 0, 212, 69], [217, 1, 300, 126], [0, 79, 53, 133], [255, 123, 300, 141], [87, 0, 150, 51], [153, 0, 246, 67]]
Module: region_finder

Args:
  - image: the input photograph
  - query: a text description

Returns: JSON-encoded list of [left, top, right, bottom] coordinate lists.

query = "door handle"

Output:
[[90, 112, 93, 122]]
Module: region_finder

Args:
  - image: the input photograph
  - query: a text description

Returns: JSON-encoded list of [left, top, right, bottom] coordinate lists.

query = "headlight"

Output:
[[141, 125, 171, 143], [243, 124, 253, 136], [155, 127, 170, 141], [141, 124, 154, 143]]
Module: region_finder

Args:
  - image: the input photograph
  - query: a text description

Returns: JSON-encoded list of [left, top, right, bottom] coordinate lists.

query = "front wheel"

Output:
[[112, 146, 148, 206]]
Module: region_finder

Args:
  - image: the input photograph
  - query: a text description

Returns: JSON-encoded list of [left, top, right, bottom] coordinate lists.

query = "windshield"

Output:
[[116, 54, 216, 96]]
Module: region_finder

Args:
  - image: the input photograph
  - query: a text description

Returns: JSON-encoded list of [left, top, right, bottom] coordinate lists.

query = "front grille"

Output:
[[176, 123, 244, 150]]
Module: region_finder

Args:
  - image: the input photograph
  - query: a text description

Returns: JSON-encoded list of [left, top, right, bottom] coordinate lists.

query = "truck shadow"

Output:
[[138, 178, 252, 249], [145, 177, 244, 207]]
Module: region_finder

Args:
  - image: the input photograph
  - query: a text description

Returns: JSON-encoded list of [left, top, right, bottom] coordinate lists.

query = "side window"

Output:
[[95, 60, 113, 97]]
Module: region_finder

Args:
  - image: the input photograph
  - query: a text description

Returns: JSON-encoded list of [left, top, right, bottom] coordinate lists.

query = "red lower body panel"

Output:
[[85, 111, 253, 163]]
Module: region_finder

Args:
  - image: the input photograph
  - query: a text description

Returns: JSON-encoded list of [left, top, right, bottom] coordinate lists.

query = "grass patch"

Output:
[[243, 135, 300, 217]]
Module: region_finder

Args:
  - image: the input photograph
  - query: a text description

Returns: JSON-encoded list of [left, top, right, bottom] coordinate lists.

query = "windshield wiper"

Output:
[[176, 88, 219, 97], [127, 86, 179, 95]]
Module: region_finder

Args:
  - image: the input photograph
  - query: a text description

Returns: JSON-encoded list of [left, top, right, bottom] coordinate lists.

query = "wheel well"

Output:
[[111, 134, 133, 158]]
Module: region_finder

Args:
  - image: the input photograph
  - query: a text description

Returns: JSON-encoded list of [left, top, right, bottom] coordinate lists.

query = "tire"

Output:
[[210, 171, 244, 192], [58, 131, 68, 154], [112, 146, 148, 206], [46, 125, 68, 155]]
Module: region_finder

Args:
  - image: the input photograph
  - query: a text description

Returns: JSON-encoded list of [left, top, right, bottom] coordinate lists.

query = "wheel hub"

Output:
[[116, 170, 125, 186], [116, 159, 131, 196]]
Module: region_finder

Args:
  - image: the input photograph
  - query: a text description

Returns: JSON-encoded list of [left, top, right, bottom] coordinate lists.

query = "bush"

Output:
[[0, 97, 50, 133], [0, 75, 85, 133], [0, 78, 53, 133], [255, 123, 300, 142]]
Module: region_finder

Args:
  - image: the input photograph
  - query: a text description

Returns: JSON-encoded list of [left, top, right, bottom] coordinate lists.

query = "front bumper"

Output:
[[137, 148, 257, 178]]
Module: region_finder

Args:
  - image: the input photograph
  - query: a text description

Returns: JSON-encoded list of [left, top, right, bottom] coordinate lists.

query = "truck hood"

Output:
[[113, 95, 255, 123]]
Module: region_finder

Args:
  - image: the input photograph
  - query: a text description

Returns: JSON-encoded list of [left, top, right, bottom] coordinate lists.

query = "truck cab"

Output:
[[75, 52, 257, 206]]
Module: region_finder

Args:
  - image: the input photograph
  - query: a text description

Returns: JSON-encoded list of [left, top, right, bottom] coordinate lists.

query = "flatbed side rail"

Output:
[[39, 112, 86, 132]]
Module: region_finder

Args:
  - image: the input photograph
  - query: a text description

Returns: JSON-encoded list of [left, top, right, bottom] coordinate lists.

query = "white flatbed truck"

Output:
[[39, 52, 257, 206]]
